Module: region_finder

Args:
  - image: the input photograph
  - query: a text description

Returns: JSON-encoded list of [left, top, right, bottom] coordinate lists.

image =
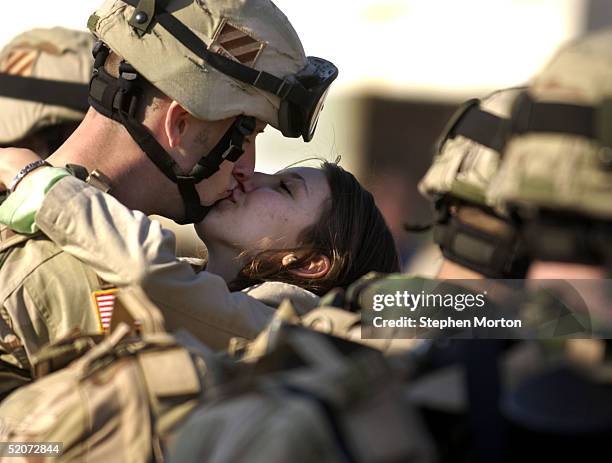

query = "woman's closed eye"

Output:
[[278, 180, 293, 197]]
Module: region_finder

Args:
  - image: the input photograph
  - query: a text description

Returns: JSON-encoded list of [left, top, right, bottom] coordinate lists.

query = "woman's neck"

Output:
[[205, 244, 244, 283]]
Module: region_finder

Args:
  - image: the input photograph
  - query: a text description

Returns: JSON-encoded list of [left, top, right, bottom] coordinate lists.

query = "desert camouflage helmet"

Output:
[[488, 29, 612, 222], [419, 88, 522, 210], [417, 88, 529, 278], [88, 0, 336, 139], [487, 29, 612, 266], [0, 27, 93, 145]]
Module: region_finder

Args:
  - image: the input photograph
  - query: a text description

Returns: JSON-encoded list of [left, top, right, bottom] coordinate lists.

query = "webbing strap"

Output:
[[0, 74, 90, 112], [88, 43, 256, 223], [511, 92, 597, 140], [452, 106, 506, 152], [433, 211, 529, 278], [121, 0, 310, 105]]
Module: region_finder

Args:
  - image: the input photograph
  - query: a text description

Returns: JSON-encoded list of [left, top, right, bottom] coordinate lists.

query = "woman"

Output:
[[0, 148, 399, 348]]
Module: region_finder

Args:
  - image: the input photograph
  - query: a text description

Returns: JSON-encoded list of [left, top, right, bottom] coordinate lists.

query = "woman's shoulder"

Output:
[[242, 281, 320, 315]]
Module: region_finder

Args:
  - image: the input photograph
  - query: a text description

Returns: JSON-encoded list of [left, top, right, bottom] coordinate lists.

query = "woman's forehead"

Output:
[[275, 166, 320, 178]]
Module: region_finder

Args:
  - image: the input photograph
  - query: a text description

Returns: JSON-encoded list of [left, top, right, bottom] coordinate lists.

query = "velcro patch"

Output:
[[0, 48, 38, 76], [92, 288, 118, 333], [210, 19, 265, 66]]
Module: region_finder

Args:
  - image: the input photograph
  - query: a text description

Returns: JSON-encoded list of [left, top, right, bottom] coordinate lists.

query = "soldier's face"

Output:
[[193, 120, 265, 207], [196, 167, 330, 256]]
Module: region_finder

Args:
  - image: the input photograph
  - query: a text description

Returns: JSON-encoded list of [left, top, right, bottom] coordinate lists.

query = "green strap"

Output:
[[128, 0, 156, 36], [87, 14, 100, 32]]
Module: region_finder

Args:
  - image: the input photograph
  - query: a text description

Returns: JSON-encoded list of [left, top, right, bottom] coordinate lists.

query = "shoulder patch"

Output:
[[92, 288, 118, 333]]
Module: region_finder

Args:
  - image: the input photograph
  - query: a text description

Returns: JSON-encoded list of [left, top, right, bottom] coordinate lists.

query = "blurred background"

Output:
[[2, 0, 611, 268]]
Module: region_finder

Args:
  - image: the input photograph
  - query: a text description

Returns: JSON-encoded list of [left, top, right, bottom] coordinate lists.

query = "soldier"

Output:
[[0, 0, 337, 399], [0, 28, 92, 158], [486, 28, 612, 460]]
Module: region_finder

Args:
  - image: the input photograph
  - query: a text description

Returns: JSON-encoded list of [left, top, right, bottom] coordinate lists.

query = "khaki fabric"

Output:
[[0, 226, 102, 385], [488, 28, 612, 220], [171, 325, 437, 463], [0, 27, 93, 144], [0, 322, 217, 462], [242, 281, 320, 316], [0, 289, 435, 463], [419, 88, 522, 211], [91, 0, 307, 128]]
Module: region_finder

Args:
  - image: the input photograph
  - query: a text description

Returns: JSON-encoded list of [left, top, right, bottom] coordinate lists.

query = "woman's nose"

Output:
[[242, 172, 276, 192]]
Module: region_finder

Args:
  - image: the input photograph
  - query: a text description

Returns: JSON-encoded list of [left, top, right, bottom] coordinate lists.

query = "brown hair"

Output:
[[228, 162, 400, 295]]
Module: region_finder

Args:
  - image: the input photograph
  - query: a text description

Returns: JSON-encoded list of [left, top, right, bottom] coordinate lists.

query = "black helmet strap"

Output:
[[88, 42, 255, 224]]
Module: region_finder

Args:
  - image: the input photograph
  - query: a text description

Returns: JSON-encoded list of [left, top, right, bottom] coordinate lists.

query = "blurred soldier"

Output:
[[487, 28, 612, 460], [418, 88, 529, 280], [0, 0, 336, 399], [0, 28, 92, 157], [0, 27, 93, 397]]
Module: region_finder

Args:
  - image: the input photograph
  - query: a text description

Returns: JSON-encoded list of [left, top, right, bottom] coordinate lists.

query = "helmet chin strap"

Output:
[[88, 42, 256, 224]]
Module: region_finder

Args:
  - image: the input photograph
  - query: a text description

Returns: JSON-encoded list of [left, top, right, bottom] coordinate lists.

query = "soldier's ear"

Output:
[[284, 254, 330, 280], [164, 101, 190, 149]]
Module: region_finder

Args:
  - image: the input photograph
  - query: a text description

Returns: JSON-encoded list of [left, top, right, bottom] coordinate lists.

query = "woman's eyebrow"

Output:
[[288, 172, 308, 196]]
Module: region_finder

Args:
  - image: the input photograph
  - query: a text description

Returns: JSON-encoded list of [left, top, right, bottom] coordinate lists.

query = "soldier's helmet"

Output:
[[89, 0, 337, 141], [0, 27, 94, 147], [417, 88, 529, 277], [488, 29, 612, 266], [88, 0, 338, 224]]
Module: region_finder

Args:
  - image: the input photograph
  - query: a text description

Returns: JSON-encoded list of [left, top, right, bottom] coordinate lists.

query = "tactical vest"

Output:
[[0, 287, 234, 462]]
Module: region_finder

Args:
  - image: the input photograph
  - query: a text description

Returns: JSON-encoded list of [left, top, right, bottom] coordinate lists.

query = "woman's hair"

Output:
[[228, 162, 400, 295]]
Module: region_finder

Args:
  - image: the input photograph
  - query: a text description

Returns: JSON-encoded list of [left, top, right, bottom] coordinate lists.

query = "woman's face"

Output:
[[197, 167, 331, 255]]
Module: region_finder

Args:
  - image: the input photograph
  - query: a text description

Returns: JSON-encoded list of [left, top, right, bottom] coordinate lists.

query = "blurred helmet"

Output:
[[488, 29, 612, 266], [417, 88, 529, 278], [0, 27, 93, 146]]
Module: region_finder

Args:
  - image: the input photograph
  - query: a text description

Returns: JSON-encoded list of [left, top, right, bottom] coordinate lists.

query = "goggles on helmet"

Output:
[[121, 0, 338, 142]]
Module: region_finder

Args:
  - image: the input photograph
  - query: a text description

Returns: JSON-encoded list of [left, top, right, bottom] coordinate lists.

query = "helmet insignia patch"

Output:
[[210, 19, 265, 67], [0, 48, 38, 77]]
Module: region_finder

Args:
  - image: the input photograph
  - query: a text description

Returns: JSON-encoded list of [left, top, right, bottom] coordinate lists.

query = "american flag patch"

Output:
[[92, 289, 118, 333], [210, 19, 265, 66]]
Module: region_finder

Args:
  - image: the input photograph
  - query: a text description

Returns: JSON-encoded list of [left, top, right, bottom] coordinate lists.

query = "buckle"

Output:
[[275, 79, 293, 99]]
